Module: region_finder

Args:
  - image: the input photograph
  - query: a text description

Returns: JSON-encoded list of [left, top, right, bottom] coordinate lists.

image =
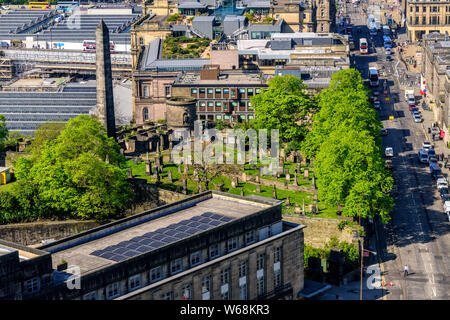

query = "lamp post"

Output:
[[359, 193, 370, 300]]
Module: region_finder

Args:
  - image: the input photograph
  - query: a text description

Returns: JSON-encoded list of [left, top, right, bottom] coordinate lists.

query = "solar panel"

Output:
[[109, 254, 126, 262], [178, 220, 190, 225], [175, 225, 189, 232], [135, 245, 152, 253], [199, 217, 212, 223], [91, 250, 104, 256], [163, 229, 177, 236], [158, 228, 171, 233], [113, 247, 128, 255], [208, 220, 222, 226], [166, 223, 180, 230], [121, 250, 140, 258], [142, 232, 155, 238], [174, 232, 190, 238], [201, 212, 215, 218], [185, 227, 202, 234], [151, 240, 165, 248], [151, 233, 166, 240], [191, 216, 202, 221], [219, 216, 233, 222], [187, 221, 201, 227], [124, 242, 141, 250], [100, 252, 114, 259], [119, 241, 134, 247], [161, 236, 178, 243], [138, 238, 153, 245]]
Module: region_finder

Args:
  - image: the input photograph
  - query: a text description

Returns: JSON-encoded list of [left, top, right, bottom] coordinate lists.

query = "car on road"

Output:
[[373, 90, 379, 96], [411, 107, 419, 114], [419, 149, 429, 163], [443, 200, 450, 212], [369, 95, 376, 103], [438, 180, 448, 190], [409, 104, 416, 111], [427, 148, 436, 158], [413, 114, 423, 122], [413, 111, 421, 117], [381, 128, 388, 136], [429, 156, 438, 164], [422, 141, 432, 150], [385, 47, 391, 55], [385, 147, 394, 157], [441, 187, 449, 198], [385, 159, 393, 170], [373, 100, 381, 109], [446, 211, 450, 222], [386, 55, 392, 61], [441, 194, 450, 204]]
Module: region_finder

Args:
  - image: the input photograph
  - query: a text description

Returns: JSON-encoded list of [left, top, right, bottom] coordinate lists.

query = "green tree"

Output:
[[9, 115, 131, 221], [30, 121, 66, 154], [0, 115, 8, 150], [251, 75, 315, 144]]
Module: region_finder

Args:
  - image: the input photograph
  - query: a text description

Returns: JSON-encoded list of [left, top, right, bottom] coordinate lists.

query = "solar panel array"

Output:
[[90, 212, 234, 262]]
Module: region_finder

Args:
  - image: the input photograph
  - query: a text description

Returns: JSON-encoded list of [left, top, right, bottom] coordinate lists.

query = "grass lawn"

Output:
[[0, 180, 16, 192], [125, 159, 338, 219]]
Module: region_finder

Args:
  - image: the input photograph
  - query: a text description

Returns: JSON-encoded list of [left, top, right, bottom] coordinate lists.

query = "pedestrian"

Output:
[[444, 160, 447, 169], [404, 265, 409, 277]]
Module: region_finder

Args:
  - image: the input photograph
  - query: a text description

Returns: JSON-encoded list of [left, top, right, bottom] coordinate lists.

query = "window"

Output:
[[202, 276, 211, 300], [207, 101, 214, 107], [207, 88, 213, 94], [274, 247, 281, 263], [24, 277, 40, 294], [245, 230, 255, 245], [221, 290, 229, 300], [410, 6, 412, 12], [423, 6, 426, 12], [223, 88, 229, 94], [162, 291, 173, 300], [433, 6, 437, 12], [274, 268, 282, 289], [106, 282, 120, 299], [416, 6, 419, 12], [415, 17, 419, 24], [216, 115, 222, 120], [256, 88, 261, 94], [83, 291, 97, 300], [239, 88, 246, 94], [128, 274, 141, 291], [247, 88, 254, 96], [321, 24, 324, 32], [221, 268, 230, 285], [248, 115, 254, 120], [165, 86, 171, 97], [182, 283, 192, 300], [239, 282, 247, 300], [215, 101, 222, 107], [215, 88, 222, 94], [143, 85, 149, 97], [239, 101, 246, 107], [170, 258, 183, 274], [224, 115, 230, 120], [143, 107, 149, 121], [209, 244, 220, 259], [231, 101, 238, 108], [199, 101, 206, 107], [191, 88, 198, 95], [199, 88, 206, 94], [240, 115, 246, 120], [257, 253, 265, 270], [239, 261, 247, 277], [190, 251, 202, 267], [321, 9, 324, 17], [227, 237, 238, 252], [423, 16, 426, 24]]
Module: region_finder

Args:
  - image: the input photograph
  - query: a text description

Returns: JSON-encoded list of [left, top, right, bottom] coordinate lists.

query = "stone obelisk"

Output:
[[96, 19, 116, 140]]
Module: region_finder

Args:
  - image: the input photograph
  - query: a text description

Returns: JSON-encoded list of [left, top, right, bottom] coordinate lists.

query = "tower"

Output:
[[96, 19, 116, 140]]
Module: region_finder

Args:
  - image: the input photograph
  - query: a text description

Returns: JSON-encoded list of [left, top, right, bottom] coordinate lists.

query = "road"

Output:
[[346, 3, 450, 300]]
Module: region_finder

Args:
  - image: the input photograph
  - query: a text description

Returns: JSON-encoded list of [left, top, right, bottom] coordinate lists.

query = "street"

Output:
[[346, 1, 450, 300]]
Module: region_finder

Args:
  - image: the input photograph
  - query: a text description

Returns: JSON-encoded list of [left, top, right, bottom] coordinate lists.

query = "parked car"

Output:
[[385, 147, 394, 157], [413, 111, 421, 117], [443, 200, 450, 212], [446, 211, 450, 222], [422, 141, 432, 150], [414, 114, 422, 123], [411, 107, 419, 114], [409, 104, 416, 111], [381, 128, 388, 136], [386, 55, 392, 61], [385, 47, 391, 55], [437, 180, 448, 190], [373, 100, 381, 109], [427, 148, 436, 158], [373, 90, 380, 96], [429, 156, 438, 164], [419, 149, 429, 163], [441, 194, 450, 203], [385, 159, 393, 170]]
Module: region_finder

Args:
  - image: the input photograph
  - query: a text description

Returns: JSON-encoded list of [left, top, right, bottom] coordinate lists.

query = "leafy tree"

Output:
[[0, 115, 8, 150], [6, 115, 131, 221], [30, 121, 66, 154], [251, 75, 315, 144]]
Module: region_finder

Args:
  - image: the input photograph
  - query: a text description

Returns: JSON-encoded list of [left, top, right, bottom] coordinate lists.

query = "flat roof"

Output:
[[175, 71, 266, 85], [48, 193, 274, 275]]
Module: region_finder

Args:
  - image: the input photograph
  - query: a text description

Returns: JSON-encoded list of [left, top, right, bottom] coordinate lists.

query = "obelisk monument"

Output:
[[96, 19, 116, 139]]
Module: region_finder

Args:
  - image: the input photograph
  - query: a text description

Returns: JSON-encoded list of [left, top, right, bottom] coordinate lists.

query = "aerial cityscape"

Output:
[[0, 0, 449, 305]]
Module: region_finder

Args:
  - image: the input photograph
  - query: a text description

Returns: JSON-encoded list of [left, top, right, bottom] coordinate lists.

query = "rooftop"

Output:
[[175, 71, 266, 85], [42, 192, 275, 275]]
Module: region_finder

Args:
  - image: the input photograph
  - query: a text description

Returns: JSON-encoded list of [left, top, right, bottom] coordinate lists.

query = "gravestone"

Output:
[[127, 168, 133, 179], [285, 196, 291, 206], [133, 157, 140, 166], [285, 168, 289, 175], [256, 184, 261, 193], [312, 173, 316, 189], [301, 157, 307, 166], [284, 181, 288, 189], [294, 205, 301, 214], [160, 135, 164, 150], [120, 148, 124, 155], [272, 185, 277, 199], [302, 199, 305, 215], [178, 165, 182, 174], [182, 177, 187, 195], [293, 172, 298, 186], [286, 173, 290, 183], [255, 175, 260, 184], [184, 164, 188, 174], [167, 170, 173, 183], [145, 159, 152, 176], [231, 179, 237, 188], [193, 169, 198, 181], [304, 169, 309, 180], [155, 168, 160, 183], [240, 190, 244, 197], [241, 172, 247, 182], [296, 162, 301, 172]]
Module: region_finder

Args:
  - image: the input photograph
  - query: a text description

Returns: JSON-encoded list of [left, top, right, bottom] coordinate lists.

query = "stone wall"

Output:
[[282, 215, 359, 248], [0, 186, 188, 246]]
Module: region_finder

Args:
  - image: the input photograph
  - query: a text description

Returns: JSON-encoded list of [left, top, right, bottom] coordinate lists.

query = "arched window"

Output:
[[143, 107, 149, 121]]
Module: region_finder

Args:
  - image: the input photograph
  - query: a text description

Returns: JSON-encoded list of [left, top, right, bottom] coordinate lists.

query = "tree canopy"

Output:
[[250, 75, 315, 145], [0, 115, 8, 150], [0, 116, 131, 223], [302, 69, 394, 223]]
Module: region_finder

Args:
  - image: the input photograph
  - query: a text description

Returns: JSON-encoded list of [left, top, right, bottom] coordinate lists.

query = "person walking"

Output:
[[404, 265, 409, 277]]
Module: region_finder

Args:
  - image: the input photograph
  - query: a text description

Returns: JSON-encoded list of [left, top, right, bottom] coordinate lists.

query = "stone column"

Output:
[[272, 185, 277, 199], [145, 159, 152, 176]]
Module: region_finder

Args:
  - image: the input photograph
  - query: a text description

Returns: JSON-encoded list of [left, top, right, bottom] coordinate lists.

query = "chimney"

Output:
[[200, 64, 220, 80]]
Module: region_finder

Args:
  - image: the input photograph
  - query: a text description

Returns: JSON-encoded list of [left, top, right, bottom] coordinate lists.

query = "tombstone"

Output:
[[169, 139, 173, 151], [240, 190, 244, 197], [184, 164, 188, 174], [301, 157, 307, 166], [167, 170, 173, 183], [145, 159, 152, 176], [293, 172, 298, 186], [182, 177, 187, 195], [160, 135, 164, 150], [272, 185, 277, 199], [256, 184, 261, 193], [304, 169, 309, 181], [178, 165, 182, 174], [255, 175, 260, 184], [285, 168, 289, 175], [312, 173, 316, 189], [133, 157, 140, 166], [284, 181, 288, 189], [241, 172, 247, 182], [285, 196, 291, 206], [294, 205, 301, 214], [302, 199, 306, 215], [259, 166, 264, 177], [231, 179, 237, 188], [155, 168, 160, 183], [296, 162, 301, 172], [127, 167, 133, 179], [286, 173, 291, 183], [120, 148, 124, 155]]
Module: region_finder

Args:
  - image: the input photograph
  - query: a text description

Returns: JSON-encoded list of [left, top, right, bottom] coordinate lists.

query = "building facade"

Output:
[[0, 191, 305, 300], [405, 0, 450, 42]]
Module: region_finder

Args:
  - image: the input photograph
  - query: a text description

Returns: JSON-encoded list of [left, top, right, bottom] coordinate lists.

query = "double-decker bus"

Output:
[[369, 67, 379, 87], [383, 35, 392, 48], [359, 38, 368, 54], [83, 40, 116, 53], [29, 1, 50, 9]]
